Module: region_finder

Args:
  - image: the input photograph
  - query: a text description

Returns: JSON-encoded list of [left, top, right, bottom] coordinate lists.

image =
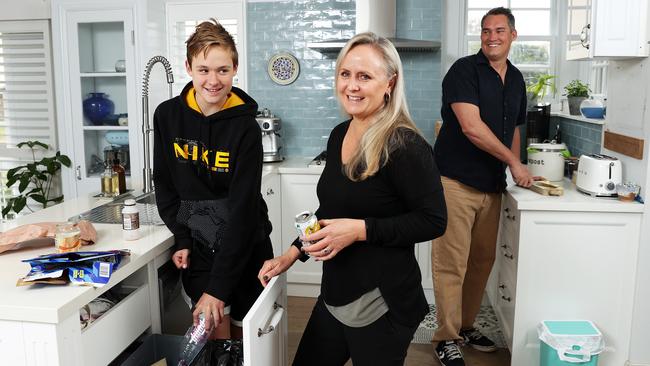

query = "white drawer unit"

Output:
[[488, 186, 642, 366], [280, 173, 322, 297], [81, 283, 151, 365]]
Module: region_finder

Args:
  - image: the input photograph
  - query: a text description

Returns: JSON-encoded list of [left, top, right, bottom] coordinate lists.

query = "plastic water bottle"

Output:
[[177, 315, 209, 366]]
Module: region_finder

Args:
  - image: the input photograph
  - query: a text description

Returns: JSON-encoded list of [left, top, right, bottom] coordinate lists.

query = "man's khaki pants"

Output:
[[431, 176, 502, 343]]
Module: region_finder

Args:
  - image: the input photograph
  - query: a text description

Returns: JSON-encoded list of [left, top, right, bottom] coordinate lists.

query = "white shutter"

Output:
[[165, 1, 246, 95], [0, 20, 57, 213]]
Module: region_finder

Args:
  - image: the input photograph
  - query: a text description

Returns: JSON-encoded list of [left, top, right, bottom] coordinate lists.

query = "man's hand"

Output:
[[193, 293, 225, 332], [172, 249, 190, 269], [509, 162, 534, 187]]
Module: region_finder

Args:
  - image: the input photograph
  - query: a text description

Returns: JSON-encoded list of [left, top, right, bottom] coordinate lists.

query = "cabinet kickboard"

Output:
[[604, 131, 644, 159]]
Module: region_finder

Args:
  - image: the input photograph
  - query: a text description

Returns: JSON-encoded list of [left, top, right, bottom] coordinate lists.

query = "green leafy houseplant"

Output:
[[526, 74, 556, 106], [564, 80, 591, 115], [2, 141, 72, 218], [563, 79, 590, 97]]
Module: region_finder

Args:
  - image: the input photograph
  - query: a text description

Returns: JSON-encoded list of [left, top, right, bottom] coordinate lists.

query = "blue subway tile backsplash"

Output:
[[247, 0, 441, 157], [549, 116, 602, 157]]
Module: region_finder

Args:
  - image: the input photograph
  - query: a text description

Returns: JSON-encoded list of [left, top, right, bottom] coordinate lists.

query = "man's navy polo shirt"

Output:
[[434, 50, 527, 193]]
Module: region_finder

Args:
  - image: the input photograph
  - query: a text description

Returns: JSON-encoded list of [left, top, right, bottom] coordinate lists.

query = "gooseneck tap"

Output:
[[142, 56, 174, 193]]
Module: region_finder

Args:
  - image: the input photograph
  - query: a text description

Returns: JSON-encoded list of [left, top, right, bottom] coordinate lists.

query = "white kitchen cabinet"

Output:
[[488, 187, 642, 365], [262, 172, 282, 257], [280, 173, 322, 297], [52, 0, 144, 198], [566, 0, 650, 60]]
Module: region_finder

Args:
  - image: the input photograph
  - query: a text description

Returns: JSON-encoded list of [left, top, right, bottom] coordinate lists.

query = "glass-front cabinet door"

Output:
[[53, 6, 140, 198], [566, 0, 593, 60]]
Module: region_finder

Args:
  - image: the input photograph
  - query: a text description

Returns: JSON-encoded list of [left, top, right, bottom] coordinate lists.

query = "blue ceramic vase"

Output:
[[83, 92, 114, 125]]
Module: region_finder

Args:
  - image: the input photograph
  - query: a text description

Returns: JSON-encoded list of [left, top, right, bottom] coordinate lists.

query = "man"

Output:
[[431, 7, 534, 366]]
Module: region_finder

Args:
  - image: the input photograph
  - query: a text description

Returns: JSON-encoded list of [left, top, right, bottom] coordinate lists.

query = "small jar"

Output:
[[55, 222, 81, 253], [122, 199, 141, 240]]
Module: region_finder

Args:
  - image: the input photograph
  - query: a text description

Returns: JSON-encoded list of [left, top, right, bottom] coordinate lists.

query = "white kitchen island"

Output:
[[0, 166, 298, 366], [0, 194, 176, 366], [487, 179, 644, 366]]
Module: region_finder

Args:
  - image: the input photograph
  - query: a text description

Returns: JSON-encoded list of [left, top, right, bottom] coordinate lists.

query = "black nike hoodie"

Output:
[[153, 82, 270, 303]]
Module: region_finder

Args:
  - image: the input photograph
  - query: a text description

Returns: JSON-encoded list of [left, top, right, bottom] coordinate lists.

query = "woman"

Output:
[[258, 32, 447, 366], [153, 19, 272, 364]]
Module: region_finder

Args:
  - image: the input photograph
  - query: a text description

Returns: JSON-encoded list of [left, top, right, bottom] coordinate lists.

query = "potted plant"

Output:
[[526, 74, 556, 109], [2, 141, 71, 218], [564, 80, 590, 115]]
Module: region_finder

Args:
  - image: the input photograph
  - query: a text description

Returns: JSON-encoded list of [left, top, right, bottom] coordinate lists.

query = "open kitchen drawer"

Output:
[[80, 266, 151, 365]]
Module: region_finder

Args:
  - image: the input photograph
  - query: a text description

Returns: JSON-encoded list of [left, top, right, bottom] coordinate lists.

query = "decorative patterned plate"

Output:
[[268, 52, 300, 85]]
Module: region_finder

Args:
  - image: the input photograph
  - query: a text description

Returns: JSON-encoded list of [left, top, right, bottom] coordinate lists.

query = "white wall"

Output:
[[603, 58, 650, 364], [0, 0, 50, 20]]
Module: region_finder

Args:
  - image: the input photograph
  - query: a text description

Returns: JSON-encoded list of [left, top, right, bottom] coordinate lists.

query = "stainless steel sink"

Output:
[[73, 191, 165, 225]]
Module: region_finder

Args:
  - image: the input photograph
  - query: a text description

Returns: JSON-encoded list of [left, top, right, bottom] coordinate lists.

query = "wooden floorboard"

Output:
[[288, 296, 511, 366]]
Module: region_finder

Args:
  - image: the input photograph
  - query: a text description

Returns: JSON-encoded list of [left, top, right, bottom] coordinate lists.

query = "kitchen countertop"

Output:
[[265, 159, 644, 213], [0, 196, 174, 323], [0, 159, 321, 323], [506, 178, 644, 213], [263, 156, 325, 175]]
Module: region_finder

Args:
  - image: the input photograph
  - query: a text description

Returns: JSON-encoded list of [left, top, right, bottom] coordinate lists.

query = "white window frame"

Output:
[[165, 0, 247, 96], [0, 19, 57, 216], [443, 1, 607, 104]]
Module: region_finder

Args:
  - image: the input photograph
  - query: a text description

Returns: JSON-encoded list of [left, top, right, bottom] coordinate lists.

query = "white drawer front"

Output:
[[495, 269, 515, 350], [81, 283, 151, 365], [500, 195, 519, 235]]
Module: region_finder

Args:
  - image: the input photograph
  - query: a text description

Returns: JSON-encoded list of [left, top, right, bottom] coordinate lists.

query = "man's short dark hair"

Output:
[[481, 7, 516, 31]]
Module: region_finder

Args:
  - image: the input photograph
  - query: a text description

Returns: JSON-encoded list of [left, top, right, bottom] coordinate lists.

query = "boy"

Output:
[[153, 19, 273, 365]]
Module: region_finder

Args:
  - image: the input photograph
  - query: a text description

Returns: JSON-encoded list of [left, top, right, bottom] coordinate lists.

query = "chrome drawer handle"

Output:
[[257, 302, 284, 337], [266, 188, 274, 196], [504, 252, 514, 260], [498, 283, 512, 302]]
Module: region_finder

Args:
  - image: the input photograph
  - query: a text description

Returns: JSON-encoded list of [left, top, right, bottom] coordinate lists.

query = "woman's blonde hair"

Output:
[[335, 32, 422, 181], [186, 18, 238, 67]]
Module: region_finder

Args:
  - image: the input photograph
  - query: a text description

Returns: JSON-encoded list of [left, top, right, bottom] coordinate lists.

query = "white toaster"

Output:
[[575, 154, 622, 197]]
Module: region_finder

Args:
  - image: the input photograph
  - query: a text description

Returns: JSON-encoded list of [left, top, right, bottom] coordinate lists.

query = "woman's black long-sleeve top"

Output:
[[292, 120, 447, 327]]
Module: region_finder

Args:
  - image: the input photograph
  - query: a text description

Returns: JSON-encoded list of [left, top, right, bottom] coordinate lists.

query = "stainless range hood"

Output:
[[307, 0, 440, 53]]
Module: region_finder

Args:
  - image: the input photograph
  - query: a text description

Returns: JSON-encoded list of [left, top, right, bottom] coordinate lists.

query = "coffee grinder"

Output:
[[524, 104, 551, 161], [256, 108, 284, 162]]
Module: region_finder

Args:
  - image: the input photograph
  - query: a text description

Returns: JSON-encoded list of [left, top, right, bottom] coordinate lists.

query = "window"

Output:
[[456, 0, 606, 104], [0, 20, 57, 217], [465, 0, 555, 88], [166, 1, 246, 97]]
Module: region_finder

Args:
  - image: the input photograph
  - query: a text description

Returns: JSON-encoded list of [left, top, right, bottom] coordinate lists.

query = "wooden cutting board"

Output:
[[529, 180, 564, 196]]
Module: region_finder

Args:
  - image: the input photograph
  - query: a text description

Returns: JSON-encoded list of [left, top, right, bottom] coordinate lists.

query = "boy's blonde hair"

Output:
[[186, 18, 238, 67]]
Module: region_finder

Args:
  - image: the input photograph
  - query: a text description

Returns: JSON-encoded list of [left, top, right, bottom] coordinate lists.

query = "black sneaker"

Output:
[[435, 340, 465, 366], [460, 327, 497, 352]]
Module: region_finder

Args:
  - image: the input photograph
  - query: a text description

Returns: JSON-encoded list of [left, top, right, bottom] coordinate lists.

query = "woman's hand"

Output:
[[258, 246, 301, 286], [172, 249, 190, 269], [302, 218, 365, 261], [193, 292, 225, 332]]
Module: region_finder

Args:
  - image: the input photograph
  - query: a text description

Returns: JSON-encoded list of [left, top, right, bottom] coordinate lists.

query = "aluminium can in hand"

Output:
[[294, 210, 320, 248]]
